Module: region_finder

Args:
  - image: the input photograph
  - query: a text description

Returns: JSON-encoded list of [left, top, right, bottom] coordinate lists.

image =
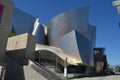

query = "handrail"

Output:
[[29, 60, 65, 80]]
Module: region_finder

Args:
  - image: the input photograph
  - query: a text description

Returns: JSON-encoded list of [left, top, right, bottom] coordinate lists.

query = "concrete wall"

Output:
[[24, 65, 47, 80], [5, 33, 35, 80], [95, 62, 104, 73], [5, 56, 25, 80], [0, 0, 14, 62], [6, 33, 35, 61], [26, 34, 35, 60]]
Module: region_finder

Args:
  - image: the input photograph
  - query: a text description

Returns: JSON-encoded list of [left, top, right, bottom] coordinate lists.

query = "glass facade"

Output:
[[0, 4, 4, 22]]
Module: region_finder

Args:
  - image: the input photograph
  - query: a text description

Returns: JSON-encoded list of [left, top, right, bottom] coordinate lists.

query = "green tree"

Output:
[[8, 32, 16, 37], [115, 65, 120, 72]]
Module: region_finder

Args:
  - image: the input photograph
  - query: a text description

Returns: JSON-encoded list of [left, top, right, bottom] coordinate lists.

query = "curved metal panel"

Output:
[[35, 44, 82, 66], [76, 31, 94, 66], [11, 9, 45, 44], [32, 19, 44, 44], [47, 7, 89, 44], [47, 7, 95, 66], [54, 30, 93, 66], [88, 25, 96, 48], [54, 30, 82, 62], [12, 8, 36, 34]]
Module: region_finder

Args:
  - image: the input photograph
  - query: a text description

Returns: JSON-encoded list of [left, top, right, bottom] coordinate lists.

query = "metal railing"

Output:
[[29, 60, 66, 80]]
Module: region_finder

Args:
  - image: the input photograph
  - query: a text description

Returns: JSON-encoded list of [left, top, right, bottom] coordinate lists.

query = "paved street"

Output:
[[70, 75, 120, 80]]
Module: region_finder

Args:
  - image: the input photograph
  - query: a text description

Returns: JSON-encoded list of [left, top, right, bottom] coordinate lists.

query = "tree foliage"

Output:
[[115, 65, 120, 72], [8, 33, 16, 37]]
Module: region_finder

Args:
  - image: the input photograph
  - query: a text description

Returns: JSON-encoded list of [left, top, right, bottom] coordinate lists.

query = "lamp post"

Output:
[[56, 57, 58, 72], [64, 57, 67, 78], [38, 51, 41, 64], [113, 0, 120, 14]]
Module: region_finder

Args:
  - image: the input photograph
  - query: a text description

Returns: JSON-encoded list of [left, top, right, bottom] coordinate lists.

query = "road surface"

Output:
[[70, 75, 120, 80]]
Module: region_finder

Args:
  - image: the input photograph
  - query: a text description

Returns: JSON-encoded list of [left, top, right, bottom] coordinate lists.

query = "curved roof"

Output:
[[35, 44, 82, 66]]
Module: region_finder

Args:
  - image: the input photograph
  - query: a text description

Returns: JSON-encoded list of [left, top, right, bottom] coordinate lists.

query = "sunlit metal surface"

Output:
[[11, 7, 96, 66], [12, 8, 36, 34], [36, 44, 82, 66], [11, 9, 45, 44], [32, 19, 44, 44], [47, 7, 95, 66], [47, 7, 89, 44], [53, 30, 94, 66], [88, 25, 96, 47]]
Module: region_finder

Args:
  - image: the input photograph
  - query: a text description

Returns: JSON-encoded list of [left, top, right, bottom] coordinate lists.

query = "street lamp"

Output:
[[64, 57, 68, 78], [56, 57, 58, 72], [38, 51, 41, 64], [113, 0, 120, 14]]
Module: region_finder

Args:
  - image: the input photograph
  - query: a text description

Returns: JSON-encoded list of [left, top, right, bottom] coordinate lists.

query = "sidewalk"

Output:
[[69, 75, 120, 80]]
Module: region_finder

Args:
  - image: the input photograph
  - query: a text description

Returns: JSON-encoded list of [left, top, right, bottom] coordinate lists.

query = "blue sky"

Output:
[[12, 0, 120, 65]]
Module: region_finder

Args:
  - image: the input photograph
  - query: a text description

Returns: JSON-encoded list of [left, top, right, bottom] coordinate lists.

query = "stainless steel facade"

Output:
[[32, 19, 45, 44], [12, 8, 36, 34], [88, 25, 96, 48], [10, 6, 96, 66], [35, 44, 80, 66], [47, 7, 96, 66], [11, 8, 44, 44]]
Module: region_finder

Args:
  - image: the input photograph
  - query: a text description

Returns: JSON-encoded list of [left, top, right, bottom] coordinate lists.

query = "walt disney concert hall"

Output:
[[11, 7, 96, 73], [0, 0, 100, 79]]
